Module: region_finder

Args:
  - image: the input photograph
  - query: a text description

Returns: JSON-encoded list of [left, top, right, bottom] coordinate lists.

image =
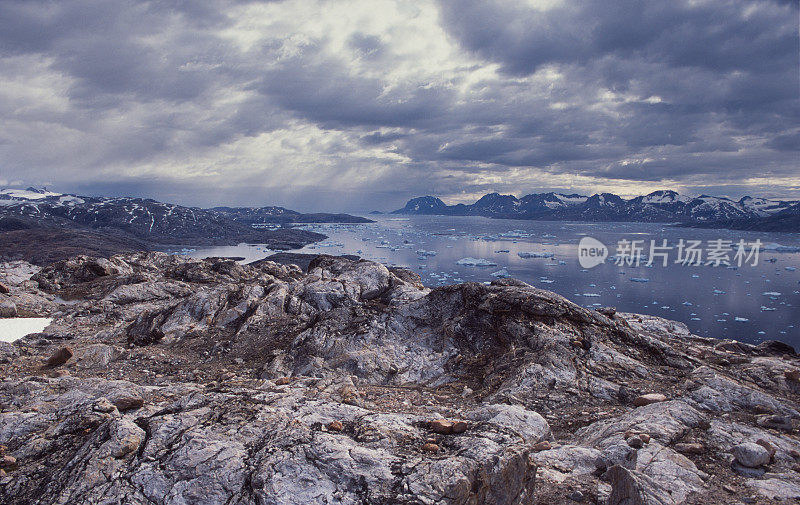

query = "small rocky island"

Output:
[[0, 253, 798, 504]]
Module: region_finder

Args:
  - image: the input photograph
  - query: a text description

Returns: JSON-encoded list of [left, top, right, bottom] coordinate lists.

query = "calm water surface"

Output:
[[186, 215, 800, 349]]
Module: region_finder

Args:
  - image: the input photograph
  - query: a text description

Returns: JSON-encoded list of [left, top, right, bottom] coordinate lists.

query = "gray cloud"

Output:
[[0, 0, 797, 212]]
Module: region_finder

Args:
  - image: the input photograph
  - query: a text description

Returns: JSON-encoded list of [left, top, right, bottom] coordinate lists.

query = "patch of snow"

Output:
[[0, 318, 52, 342]]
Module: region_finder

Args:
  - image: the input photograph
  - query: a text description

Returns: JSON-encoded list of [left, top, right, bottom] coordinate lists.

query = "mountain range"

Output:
[[393, 190, 800, 231], [0, 188, 371, 264]]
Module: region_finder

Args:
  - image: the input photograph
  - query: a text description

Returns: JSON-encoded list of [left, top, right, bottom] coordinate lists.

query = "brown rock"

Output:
[[627, 436, 644, 449], [0, 282, 9, 294], [790, 449, 800, 459], [274, 377, 290, 386], [45, 347, 73, 367], [429, 419, 468, 435], [570, 340, 584, 349], [756, 439, 776, 460], [0, 455, 17, 470], [0, 445, 6, 457], [785, 369, 800, 382], [451, 421, 468, 434], [532, 441, 552, 452], [112, 395, 144, 411], [632, 393, 667, 407], [674, 443, 704, 455], [327, 421, 344, 432], [639, 433, 651, 444], [421, 442, 439, 453]]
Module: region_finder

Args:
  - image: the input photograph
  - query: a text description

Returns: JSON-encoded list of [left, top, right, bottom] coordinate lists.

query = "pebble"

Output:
[[112, 395, 144, 412], [274, 377, 290, 386], [46, 346, 74, 367], [632, 393, 667, 407], [421, 442, 439, 453], [0, 455, 17, 470], [674, 443, 704, 455], [327, 421, 344, 432], [429, 419, 468, 435], [627, 436, 643, 449], [532, 441, 552, 452], [732, 442, 770, 468], [568, 490, 585, 502], [0, 282, 9, 294]]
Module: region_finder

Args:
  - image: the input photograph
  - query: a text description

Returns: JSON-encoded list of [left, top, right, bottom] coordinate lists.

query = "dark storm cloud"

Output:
[[254, 49, 454, 128], [436, 0, 797, 75], [0, 0, 797, 211]]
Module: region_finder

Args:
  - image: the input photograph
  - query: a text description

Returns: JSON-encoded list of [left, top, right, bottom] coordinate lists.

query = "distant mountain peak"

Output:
[[392, 190, 799, 230]]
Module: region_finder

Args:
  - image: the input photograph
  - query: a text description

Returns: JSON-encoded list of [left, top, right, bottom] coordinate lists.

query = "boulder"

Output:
[[732, 442, 771, 468]]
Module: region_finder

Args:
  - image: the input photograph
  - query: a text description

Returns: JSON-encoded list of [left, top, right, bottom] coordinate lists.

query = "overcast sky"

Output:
[[0, 0, 798, 211]]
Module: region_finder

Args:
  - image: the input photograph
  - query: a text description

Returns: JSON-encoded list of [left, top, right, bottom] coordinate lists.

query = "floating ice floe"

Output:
[[494, 250, 510, 253], [581, 293, 601, 297], [456, 257, 498, 267], [630, 278, 649, 283], [499, 230, 531, 238], [762, 292, 782, 296], [517, 252, 554, 259], [761, 306, 777, 311], [491, 268, 511, 278], [786, 266, 797, 272], [734, 317, 749, 322], [763, 243, 800, 253]]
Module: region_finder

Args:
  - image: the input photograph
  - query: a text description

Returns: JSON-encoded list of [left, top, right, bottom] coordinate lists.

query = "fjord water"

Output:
[[190, 215, 800, 349]]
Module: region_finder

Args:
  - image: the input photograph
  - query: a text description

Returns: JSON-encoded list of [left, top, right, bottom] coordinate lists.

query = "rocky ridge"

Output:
[[0, 253, 798, 504]]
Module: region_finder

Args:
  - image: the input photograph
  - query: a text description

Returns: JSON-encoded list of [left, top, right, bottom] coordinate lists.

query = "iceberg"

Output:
[[517, 252, 554, 259], [456, 257, 498, 267], [491, 268, 511, 278]]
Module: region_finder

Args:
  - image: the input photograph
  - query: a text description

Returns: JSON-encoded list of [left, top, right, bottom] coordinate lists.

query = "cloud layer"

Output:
[[0, 0, 797, 211]]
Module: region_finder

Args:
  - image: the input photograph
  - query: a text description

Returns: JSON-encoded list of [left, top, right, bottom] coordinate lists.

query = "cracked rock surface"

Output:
[[0, 253, 798, 504]]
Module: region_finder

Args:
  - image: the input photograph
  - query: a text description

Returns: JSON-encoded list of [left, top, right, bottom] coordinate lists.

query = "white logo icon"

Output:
[[578, 237, 608, 269]]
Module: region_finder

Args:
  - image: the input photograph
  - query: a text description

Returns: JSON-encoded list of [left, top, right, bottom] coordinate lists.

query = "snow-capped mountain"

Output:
[[394, 196, 450, 214], [0, 189, 326, 247], [393, 190, 799, 230]]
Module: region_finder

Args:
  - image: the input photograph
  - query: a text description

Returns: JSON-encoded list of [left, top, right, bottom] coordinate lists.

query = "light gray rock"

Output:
[[732, 442, 771, 468]]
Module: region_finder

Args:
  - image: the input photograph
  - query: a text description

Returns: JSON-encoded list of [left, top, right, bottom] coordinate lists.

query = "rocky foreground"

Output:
[[0, 253, 799, 504]]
